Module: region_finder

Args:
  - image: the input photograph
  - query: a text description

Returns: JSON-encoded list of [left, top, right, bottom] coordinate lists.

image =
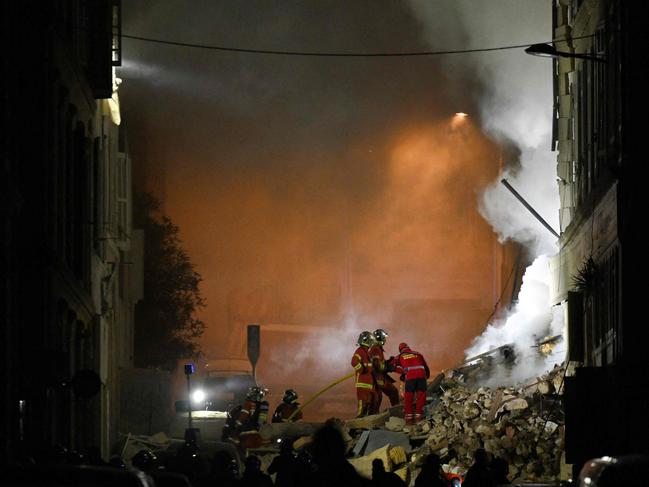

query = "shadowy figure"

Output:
[[174, 443, 209, 484], [371, 458, 405, 487], [414, 453, 447, 487], [490, 457, 510, 486], [299, 423, 368, 487], [294, 447, 316, 485], [108, 456, 127, 468], [268, 439, 300, 487], [241, 455, 273, 487], [462, 448, 495, 487], [202, 450, 238, 487], [132, 449, 159, 472]]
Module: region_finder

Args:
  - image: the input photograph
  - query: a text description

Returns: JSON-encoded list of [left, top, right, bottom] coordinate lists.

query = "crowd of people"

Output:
[[9, 423, 512, 487]]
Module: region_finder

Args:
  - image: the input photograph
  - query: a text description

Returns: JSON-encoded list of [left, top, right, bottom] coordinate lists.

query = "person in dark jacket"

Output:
[[268, 439, 300, 487], [298, 423, 369, 487], [371, 458, 405, 487], [490, 457, 510, 486], [414, 453, 447, 487], [241, 455, 273, 487], [462, 448, 495, 487]]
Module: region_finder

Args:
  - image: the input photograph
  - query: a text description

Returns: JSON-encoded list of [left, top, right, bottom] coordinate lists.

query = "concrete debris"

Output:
[[344, 410, 389, 430], [384, 416, 407, 432], [365, 431, 411, 456], [352, 430, 370, 457], [255, 363, 567, 485], [349, 444, 393, 478], [345, 362, 566, 484]]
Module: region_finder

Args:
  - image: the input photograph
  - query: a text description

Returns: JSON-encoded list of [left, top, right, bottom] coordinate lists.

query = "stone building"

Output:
[[0, 0, 141, 462], [547, 0, 649, 472]]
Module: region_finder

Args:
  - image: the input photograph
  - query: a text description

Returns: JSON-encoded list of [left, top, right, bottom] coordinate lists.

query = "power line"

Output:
[[121, 32, 596, 58]]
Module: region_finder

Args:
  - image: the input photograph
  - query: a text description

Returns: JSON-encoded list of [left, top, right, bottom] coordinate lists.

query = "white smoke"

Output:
[[465, 256, 566, 386], [407, 0, 565, 383]]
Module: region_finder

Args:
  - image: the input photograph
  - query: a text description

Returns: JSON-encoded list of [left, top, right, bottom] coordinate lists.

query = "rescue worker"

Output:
[[389, 342, 430, 424], [272, 389, 303, 423], [350, 331, 377, 417], [222, 386, 269, 443], [369, 328, 400, 414]]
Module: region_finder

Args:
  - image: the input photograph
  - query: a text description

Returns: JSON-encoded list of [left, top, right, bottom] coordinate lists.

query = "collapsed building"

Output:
[[252, 352, 568, 485], [118, 341, 568, 484]]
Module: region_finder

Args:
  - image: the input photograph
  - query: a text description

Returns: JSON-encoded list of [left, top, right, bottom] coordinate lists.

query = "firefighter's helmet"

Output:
[[246, 386, 267, 402], [373, 329, 389, 345], [357, 331, 373, 347], [283, 389, 298, 404], [398, 342, 410, 353]]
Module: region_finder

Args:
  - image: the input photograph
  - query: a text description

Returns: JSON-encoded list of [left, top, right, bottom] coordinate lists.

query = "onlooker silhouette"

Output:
[[490, 457, 510, 486], [462, 448, 495, 487], [371, 458, 405, 487], [268, 439, 300, 487], [414, 453, 447, 487], [298, 423, 369, 487], [241, 455, 273, 487]]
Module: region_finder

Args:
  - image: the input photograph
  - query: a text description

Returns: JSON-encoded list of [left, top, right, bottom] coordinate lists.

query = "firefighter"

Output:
[[222, 386, 269, 443], [369, 328, 400, 414], [272, 388, 303, 423], [351, 330, 377, 417], [390, 342, 430, 424]]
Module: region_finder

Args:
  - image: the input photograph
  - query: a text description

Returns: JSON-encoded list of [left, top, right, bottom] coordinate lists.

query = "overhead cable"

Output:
[[121, 33, 595, 58]]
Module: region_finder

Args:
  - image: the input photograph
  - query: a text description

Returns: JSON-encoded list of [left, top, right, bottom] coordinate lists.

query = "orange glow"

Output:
[[165, 121, 504, 420]]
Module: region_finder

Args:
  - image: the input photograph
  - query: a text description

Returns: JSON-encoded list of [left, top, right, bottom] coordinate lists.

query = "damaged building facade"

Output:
[[548, 0, 649, 472], [0, 0, 142, 462]]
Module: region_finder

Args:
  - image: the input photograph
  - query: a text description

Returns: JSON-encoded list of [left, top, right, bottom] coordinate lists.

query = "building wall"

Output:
[[550, 0, 649, 472], [0, 0, 139, 463]]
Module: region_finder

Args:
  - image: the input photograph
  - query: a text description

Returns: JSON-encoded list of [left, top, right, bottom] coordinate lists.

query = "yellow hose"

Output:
[[288, 371, 356, 421]]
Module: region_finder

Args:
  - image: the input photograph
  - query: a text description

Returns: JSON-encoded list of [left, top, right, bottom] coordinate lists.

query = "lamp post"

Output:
[[525, 43, 606, 63], [184, 363, 195, 430]]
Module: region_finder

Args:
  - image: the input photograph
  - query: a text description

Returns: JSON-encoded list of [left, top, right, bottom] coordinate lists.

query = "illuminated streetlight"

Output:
[[455, 112, 469, 118], [191, 389, 206, 404]]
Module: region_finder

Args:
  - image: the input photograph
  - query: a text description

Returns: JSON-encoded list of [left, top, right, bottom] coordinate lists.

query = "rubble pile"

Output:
[[407, 362, 567, 483], [253, 363, 568, 485]]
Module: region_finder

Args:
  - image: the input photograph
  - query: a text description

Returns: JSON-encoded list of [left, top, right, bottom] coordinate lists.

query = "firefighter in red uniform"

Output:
[[351, 331, 376, 417], [369, 329, 400, 414], [222, 386, 269, 443], [272, 389, 303, 423], [390, 342, 430, 424]]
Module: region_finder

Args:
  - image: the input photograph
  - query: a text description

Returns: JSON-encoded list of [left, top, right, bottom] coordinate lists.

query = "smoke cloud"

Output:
[[121, 1, 560, 415], [407, 0, 564, 384]]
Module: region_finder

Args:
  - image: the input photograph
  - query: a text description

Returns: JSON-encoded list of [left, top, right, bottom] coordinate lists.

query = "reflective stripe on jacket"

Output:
[[394, 349, 428, 380], [351, 346, 374, 389]]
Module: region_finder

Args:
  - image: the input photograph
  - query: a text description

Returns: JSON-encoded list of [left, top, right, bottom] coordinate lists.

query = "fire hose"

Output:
[[287, 371, 355, 421]]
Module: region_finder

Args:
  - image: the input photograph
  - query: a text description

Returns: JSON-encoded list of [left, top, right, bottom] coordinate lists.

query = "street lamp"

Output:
[[184, 363, 195, 430], [451, 111, 469, 129], [525, 43, 606, 63]]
